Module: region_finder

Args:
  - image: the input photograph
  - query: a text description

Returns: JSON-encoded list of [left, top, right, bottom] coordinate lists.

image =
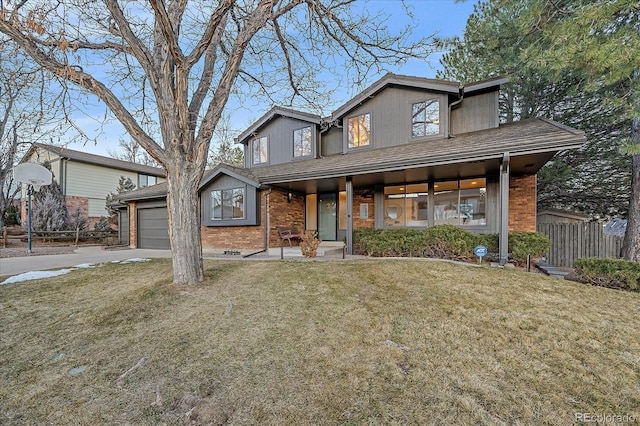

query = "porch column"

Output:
[[346, 176, 353, 255], [499, 152, 510, 266]]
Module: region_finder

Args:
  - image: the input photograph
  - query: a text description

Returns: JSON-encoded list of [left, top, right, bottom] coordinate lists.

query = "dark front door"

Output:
[[318, 193, 337, 241]]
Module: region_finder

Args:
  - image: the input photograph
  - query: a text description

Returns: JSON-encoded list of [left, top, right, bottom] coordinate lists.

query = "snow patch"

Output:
[[1, 269, 74, 285], [0, 258, 151, 285]]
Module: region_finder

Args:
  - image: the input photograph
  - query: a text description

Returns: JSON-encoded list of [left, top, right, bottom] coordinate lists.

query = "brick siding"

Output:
[[353, 189, 375, 229], [128, 201, 137, 247], [509, 174, 537, 232]]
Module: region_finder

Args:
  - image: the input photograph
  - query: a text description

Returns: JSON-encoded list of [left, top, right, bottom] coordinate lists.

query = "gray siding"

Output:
[[321, 127, 342, 156], [118, 208, 130, 246], [450, 91, 499, 135], [201, 174, 260, 226], [245, 116, 318, 168], [341, 87, 448, 152]]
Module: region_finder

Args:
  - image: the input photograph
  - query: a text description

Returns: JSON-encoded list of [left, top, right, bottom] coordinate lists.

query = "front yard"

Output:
[[1, 259, 639, 425]]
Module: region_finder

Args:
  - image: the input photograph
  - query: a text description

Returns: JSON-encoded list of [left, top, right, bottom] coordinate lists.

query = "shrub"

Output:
[[3, 204, 20, 226], [423, 225, 478, 258], [94, 217, 113, 232], [300, 230, 321, 258], [574, 258, 640, 292], [508, 232, 551, 262], [353, 228, 424, 257], [477, 233, 499, 253]]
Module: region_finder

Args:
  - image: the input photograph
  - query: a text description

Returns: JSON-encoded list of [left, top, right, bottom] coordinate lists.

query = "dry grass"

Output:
[[1, 259, 639, 425]]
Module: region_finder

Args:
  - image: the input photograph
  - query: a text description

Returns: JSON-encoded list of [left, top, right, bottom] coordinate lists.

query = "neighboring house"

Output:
[[537, 209, 590, 224], [117, 73, 585, 262], [20, 143, 166, 227]]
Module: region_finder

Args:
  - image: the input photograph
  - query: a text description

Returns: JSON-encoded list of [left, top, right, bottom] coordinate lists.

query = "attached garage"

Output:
[[137, 205, 170, 249]]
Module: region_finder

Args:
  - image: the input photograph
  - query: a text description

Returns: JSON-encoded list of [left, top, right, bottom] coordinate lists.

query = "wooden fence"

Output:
[[537, 222, 624, 267]]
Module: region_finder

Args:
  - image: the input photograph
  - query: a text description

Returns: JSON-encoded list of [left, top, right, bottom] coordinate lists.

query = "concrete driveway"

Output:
[[0, 246, 173, 277]]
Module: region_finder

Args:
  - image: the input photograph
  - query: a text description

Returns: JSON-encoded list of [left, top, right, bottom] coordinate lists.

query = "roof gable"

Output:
[[236, 106, 321, 145], [198, 163, 261, 190], [24, 143, 166, 177]]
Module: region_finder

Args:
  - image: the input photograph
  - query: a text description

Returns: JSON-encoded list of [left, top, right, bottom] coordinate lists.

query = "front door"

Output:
[[318, 193, 337, 241]]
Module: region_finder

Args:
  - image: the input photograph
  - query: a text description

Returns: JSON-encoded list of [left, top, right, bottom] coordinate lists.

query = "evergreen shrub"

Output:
[[508, 232, 551, 262], [574, 258, 640, 292]]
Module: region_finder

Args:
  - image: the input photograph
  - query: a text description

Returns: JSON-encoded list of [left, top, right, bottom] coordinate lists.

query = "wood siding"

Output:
[[245, 116, 318, 168], [450, 91, 499, 135], [341, 87, 448, 152], [200, 174, 259, 226], [321, 127, 342, 157], [537, 222, 624, 267]]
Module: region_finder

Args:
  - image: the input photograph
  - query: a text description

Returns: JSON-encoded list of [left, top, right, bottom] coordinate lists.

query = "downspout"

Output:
[[448, 86, 465, 138], [243, 188, 271, 258]]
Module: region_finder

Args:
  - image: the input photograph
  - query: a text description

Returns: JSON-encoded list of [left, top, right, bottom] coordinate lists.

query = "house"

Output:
[[537, 209, 590, 224], [20, 143, 166, 227], [117, 73, 586, 263]]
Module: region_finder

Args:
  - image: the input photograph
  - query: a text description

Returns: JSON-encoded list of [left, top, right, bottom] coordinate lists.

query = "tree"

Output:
[[105, 175, 136, 222], [0, 34, 84, 229], [31, 163, 69, 232], [0, 1, 434, 284], [437, 0, 631, 219], [108, 138, 159, 167], [513, 0, 640, 261], [208, 113, 243, 166]]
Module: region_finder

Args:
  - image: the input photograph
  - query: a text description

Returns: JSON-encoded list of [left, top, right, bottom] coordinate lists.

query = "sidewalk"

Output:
[[0, 246, 173, 277], [0, 242, 349, 277]]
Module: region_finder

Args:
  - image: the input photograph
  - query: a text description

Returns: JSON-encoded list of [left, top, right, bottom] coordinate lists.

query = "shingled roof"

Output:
[[26, 143, 166, 177], [116, 117, 584, 204], [244, 117, 584, 185]]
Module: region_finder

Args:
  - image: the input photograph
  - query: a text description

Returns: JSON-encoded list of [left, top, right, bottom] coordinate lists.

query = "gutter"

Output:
[[448, 86, 465, 138]]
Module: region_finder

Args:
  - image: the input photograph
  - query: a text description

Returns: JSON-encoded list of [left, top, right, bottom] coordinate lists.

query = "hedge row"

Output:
[[573, 258, 640, 292], [353, 225, 550, 263]]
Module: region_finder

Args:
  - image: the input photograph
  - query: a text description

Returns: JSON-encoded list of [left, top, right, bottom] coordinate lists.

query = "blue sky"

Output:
[[66, 0, 476, 157]]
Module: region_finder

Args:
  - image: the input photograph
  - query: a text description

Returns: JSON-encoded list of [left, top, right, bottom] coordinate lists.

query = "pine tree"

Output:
[[31, 162, 69, 231], [438, 0, 632, 219], [105, 176, 136, 222]]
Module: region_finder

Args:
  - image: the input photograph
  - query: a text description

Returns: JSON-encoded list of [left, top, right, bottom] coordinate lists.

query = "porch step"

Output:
[[536, 261, 570, 279]]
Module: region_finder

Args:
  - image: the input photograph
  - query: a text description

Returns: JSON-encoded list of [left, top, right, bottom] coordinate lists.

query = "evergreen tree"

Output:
[[438, 0, 631, 219], [514, 0, 640, 260], [31, 162, 68, 231], [105, 176, 136, 222]]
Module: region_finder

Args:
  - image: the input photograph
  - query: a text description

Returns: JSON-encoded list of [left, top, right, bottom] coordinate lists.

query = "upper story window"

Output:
[[252, 136, 268, 165], [138, 174, 157, 188], [412, 99, 440, 138], [348, 113, 371, 148], [293, 126, 312, 157], [211, 188, 245, 220]]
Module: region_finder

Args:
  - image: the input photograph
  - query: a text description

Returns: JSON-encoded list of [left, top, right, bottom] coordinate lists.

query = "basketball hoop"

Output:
[[12, 163, 53, 254]]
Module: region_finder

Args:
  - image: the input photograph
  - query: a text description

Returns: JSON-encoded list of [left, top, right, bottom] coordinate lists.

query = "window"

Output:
[[434, 178, 486, 226], [211, 188, 244, 220], [348, 113, 371, 148], [138, 174, 157, 188], [412, 99, 440, 138], [252, 136, 268, 164], [384, 183, 429, 227], [294, 126, 312, 157]]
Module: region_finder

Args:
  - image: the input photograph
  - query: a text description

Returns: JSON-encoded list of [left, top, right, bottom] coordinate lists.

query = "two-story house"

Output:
[[21, 143, 166, 228], [117, 74, 585, 262]]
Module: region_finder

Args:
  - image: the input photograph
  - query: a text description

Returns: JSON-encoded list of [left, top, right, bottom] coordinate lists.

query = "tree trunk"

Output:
[[165, 159, 204, 284], [622, 118, 640, 262]]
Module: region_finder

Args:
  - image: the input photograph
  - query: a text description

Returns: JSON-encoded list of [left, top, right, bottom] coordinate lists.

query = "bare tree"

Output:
[[108, 138, 160, 167], [0, 1, 434, 284], [0, 37, 77, 229], [208, 113, 243, 166]]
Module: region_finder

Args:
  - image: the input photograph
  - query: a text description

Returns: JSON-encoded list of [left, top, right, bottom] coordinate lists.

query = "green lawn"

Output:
[[1, 259, 639, 425]]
